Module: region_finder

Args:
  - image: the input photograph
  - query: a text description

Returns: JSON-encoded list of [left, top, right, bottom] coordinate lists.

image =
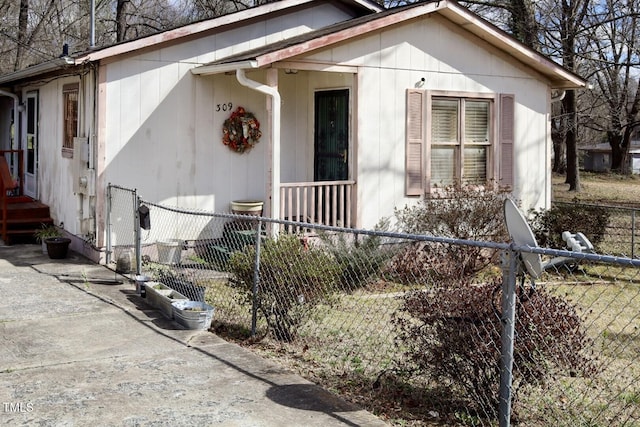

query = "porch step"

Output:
[[1, 199, 54, 245], [6, 201, 52, 219]]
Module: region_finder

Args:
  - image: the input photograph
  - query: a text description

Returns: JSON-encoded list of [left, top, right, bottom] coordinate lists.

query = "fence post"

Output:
[[499, 247, 518, 427], [135, 196, 142, 275], [632, 210, 636, 259], [106, 184, 113, 264], [251, 219, 263, 337]]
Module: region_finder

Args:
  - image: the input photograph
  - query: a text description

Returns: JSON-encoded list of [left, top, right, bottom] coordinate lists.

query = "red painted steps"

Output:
[[1, 196, 54, 244]]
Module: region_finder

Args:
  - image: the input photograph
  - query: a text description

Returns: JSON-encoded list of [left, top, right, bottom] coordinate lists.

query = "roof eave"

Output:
[[0, 57, 75, 86], [75, 0, 380, 64], [191, 60, 259, 76], [441, 2, 587, 89], [240, 0, 587, 90]]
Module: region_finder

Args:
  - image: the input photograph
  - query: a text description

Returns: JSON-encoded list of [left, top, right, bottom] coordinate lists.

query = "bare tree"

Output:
[[14, 0, 29, 71], [584, 0, 640, 174]]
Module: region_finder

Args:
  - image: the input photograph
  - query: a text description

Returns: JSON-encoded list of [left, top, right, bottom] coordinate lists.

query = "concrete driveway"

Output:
[[0, 244, 387, 426]]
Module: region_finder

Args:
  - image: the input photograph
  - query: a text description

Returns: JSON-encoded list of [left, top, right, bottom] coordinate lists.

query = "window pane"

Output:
[[465, 100, 489, 143], [432, 99, 458, 143], [431, 146, 456, 186], [463, 146, 487, 185]]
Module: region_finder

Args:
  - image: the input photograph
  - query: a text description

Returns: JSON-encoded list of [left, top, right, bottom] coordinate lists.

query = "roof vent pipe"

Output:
[[90, 0, 96, 49]]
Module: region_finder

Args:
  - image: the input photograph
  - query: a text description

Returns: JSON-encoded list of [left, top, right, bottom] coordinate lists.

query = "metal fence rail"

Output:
[[107, 184, 640, 426]]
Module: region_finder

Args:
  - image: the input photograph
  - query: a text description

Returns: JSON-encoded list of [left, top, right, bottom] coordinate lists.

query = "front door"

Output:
[[314, 89, 349, 225], [314, 89, 349, 182], [24, 91, 38, 198]]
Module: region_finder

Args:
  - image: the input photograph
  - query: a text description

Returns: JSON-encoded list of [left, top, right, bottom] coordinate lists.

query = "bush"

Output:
[[318, 219, 396, 291], [391, 186, 510, 286], [394, 279, 595, 418], [528, 202, 609, 250], [228, 234, 340, 342]]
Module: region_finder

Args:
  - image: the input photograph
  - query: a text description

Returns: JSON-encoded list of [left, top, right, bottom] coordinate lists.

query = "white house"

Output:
[[0, 0, 587, 262]]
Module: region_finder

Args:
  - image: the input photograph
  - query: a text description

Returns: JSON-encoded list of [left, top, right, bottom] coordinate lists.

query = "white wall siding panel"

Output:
[[298, 13, 553, 227]]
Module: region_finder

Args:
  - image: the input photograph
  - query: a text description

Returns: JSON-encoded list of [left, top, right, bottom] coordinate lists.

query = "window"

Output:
[[62, 83, 79, 158], [431, 97, 490, 186], [405, 90, 514, 196]]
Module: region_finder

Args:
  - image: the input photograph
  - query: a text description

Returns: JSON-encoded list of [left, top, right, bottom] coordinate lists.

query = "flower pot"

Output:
[[231, 200, 263, 216], [135, 274, 150, 297], [44, 237, 71, 259], [145, 282, 187, 319], [171, 300, 214, 330], [161, 277, 206, 302]]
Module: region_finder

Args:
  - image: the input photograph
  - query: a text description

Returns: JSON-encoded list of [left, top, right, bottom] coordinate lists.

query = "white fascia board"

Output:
[[191, 60, 259, 76]]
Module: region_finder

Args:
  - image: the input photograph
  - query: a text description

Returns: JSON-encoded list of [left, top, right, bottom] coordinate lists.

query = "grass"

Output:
[[522, 266, 640, 426], [552, 172, 640, 207], [552, 172, 640, 257]]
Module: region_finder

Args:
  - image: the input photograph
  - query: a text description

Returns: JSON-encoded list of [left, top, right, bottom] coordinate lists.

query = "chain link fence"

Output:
[[107, 184, 640, 426], [553, 201, 640, 258]]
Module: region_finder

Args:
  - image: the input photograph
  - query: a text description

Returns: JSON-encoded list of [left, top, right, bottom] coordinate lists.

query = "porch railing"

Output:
[[0, 150, 23, 196], [280, 180, 356, 229], [0, 150, 24, 243]]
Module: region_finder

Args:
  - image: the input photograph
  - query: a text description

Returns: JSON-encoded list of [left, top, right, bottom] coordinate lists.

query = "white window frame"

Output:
[[426, 91, 496, 190]]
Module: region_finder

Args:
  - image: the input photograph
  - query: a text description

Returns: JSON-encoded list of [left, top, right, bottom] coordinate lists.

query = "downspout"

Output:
[[235, 68, 281, 236], [551, 90, 566, 103]]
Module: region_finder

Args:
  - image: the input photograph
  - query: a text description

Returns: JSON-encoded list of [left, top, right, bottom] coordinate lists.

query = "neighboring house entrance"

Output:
[[24, 91, 38, 198]]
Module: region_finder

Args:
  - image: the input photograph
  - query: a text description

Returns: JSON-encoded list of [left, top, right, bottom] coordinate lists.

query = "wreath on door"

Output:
[[222, 106, 262, 153]]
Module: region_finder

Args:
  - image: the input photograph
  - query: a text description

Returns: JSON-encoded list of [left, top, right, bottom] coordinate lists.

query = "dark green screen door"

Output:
[[314, 90, 349, 181]]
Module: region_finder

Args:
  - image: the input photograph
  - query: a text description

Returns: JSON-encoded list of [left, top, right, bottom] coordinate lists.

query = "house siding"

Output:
[[301, 14, 550, 227], [100, 3, 361, 211], [17, 75, 93, 237], [0, 1, 579, 258]]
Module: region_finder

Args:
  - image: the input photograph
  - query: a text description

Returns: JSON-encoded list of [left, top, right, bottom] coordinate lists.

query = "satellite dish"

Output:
[[504, 198, 543, 279]]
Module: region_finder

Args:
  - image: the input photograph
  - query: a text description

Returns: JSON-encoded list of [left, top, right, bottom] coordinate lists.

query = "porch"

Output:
[[1, 150, 54, 244], [279, 180, 356, 229]]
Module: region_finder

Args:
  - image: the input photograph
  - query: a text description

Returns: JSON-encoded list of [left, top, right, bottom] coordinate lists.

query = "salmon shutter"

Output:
[[406, 89, 425, 196], [499, 94, 515, 187]]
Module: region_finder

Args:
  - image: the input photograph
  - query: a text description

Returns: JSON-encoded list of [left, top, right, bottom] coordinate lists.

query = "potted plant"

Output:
[[34, 224, 71, 259], [34, 224, 61, 254], [45, 236, 72, 259]]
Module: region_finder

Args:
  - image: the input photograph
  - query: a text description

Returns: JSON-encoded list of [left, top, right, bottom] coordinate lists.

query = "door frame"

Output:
[[313, 88, 351, 182], [23, 90, 38, 199]]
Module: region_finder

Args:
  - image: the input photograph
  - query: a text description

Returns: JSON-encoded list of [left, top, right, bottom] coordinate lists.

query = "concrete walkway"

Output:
[[0, 244, 387, 426]]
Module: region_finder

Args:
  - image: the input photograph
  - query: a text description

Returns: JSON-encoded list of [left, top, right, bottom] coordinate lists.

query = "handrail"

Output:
[[0, 150, 24, 243], [0, 150, 23, 195]]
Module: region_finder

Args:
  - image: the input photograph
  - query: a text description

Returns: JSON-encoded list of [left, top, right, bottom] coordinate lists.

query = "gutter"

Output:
[[0, 57, 75, 86], [190, 60, 258, 76], [235, 68, 281, 236]]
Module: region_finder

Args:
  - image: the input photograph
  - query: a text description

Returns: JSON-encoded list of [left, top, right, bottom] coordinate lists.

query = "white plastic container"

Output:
[[156, 239, 183, 265]]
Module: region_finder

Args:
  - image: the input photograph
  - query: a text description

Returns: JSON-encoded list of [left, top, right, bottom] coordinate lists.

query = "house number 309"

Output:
[[216, 102, 233, 112]]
